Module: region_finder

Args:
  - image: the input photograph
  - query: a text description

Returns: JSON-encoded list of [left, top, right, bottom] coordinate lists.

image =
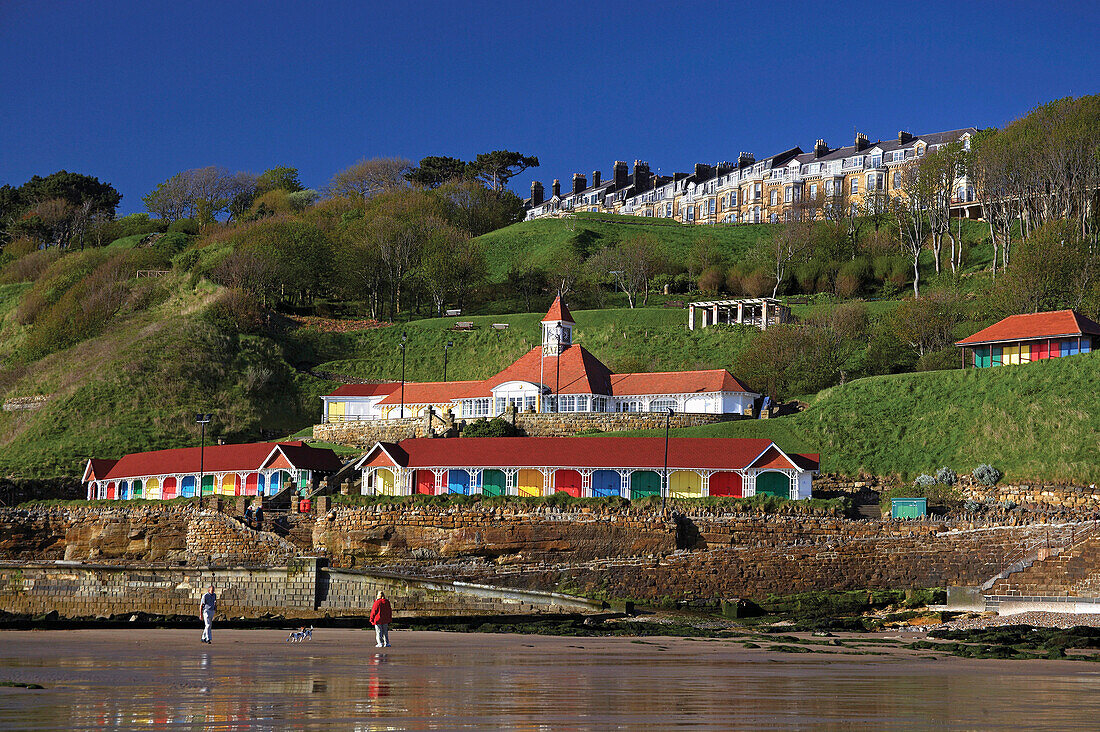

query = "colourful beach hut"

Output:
[[83, 441, 344, 501], [956, 310, 1098, 368], [354, 436, 820, 501]]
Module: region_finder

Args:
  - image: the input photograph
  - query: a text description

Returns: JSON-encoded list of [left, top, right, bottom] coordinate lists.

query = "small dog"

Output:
[[285, 626, 314, 643]]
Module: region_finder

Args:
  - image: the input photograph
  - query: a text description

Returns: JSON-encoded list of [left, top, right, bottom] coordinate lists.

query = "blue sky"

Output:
[[1, 1, 1097, 214]]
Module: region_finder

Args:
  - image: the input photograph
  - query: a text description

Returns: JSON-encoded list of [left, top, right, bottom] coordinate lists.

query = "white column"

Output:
[[700, 470, 714, 498], [469, 469, 483, 495], [688, 305, 695, 331], [505, 469, 519, 496], [580, 469, 593, 498], [541, 468, 555, 496], [737, 302, 743, 325], [433, 469, 447, 495], [619, 469, 633, 498]]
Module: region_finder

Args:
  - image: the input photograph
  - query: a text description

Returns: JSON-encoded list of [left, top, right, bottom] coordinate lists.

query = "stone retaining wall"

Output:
[[313, 411, 737, 448], [0, 559, 599, 619]]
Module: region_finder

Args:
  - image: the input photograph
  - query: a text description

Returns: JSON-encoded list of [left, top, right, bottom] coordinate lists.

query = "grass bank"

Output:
[[609, 353, 1100, 482]]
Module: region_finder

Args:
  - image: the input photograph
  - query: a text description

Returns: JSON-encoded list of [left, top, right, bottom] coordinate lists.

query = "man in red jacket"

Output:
[[370, 590, 393, 648]]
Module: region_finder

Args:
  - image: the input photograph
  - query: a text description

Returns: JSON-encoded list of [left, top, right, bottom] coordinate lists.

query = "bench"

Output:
[[491, 323, 509, 330], [445, 309, 462, 317], [453, 321, 475, 330]]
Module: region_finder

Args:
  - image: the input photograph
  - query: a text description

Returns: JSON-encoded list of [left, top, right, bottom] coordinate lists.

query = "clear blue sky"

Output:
[[2, 1, 1097, 214]]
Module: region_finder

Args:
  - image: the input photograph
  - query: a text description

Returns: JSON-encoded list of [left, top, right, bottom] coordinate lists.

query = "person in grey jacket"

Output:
[[200, 585, 217, 644]]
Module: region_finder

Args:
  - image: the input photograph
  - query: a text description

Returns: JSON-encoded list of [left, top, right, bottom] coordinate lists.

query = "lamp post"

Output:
[[399, 331, 408, 418], [195, 413, 212, 497], [554, 323, 563, 412], [662, 407, 673, 514], [443, 340, 453, 382]]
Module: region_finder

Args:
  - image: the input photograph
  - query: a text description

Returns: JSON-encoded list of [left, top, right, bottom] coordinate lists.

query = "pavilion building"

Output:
[[955, 310, 1098, 368], [83, 441, 343, 500], [321, 297, 760, 422], [354, 436, 819, 500]]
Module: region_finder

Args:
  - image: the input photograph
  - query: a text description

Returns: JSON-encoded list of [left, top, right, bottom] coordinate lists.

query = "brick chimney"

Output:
[[591, 170, 601, 187], [572, 173, 586, 195], [694, 163, 714, 180], [614, 160, 629, 188], [552, 179, 560, 198], [530, 181, 544, 206], [855, 132, 870, 152], [633, 160, 651, 191], [737, 151, 755, 168], [814, 139, 828, 158], [898, 130, 913, 144]]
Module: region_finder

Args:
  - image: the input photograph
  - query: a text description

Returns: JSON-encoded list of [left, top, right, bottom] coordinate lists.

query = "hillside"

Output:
[[475, 212, 774, 281], [611, 354, 1100, 483]]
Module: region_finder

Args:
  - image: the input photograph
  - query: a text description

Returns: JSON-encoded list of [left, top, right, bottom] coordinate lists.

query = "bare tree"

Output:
[[757, 219, 812, 298], [327, 157, 411, 199], [595, 233, 664, 308], [893, 161, 935, 298]]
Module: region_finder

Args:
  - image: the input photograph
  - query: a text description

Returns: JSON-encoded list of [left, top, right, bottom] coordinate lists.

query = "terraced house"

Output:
[[524, 127, 979, 224]]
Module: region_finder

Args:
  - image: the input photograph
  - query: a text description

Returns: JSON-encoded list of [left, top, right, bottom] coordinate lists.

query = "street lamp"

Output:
[[554, 323, 563, 412], [443, 340, 453, 383], [195, 413, 213, 497], [662, 407, 673, 514], [398, 331, 408, 418]]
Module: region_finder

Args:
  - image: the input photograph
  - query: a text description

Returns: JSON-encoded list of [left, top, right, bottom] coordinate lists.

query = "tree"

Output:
[[469, 150, 539, 193], [3, 171, 121, 248], [756, 219, 812, 298], [991, 221, 1100, 318], [327, 157, 411, 199], [595, 233, 664, 308], [431, 179, 525, 235], [142, 167, 248, 225], [922, 142, 965, 273], [891, 293, 962, 357], [256, 167, 303, 194], [734, 324, 845, 400], [406, 156, 471, 188], [418, 220, 481, 315], [893, 160, 935, 297]]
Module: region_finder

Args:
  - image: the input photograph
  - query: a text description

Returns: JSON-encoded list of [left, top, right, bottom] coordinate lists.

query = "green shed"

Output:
[[891, 497, 928, 519]]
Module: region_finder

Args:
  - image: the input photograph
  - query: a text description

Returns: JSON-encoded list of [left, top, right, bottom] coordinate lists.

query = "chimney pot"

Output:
[[530, 181, 544, 206], [855, 132, 869, 152], [592, 170, 601, 187], [552, 179, 561, 198], [572, 173, 586, 195], [898, 130, 913, 144]]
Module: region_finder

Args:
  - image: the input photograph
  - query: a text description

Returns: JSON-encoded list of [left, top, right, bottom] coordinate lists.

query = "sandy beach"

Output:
[[3, 628, 1100, 730]]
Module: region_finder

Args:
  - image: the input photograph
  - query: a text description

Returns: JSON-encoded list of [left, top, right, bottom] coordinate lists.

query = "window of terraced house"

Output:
[[708, 199, 715, 215], [784, 187, 792, 203], [809, 183, 818, 198], [850, 178, 859, 195], [754, 183, 762, 200], [730, 190, 737, 205], [770, 190, 778, 206], [892, 172, 901, 187]]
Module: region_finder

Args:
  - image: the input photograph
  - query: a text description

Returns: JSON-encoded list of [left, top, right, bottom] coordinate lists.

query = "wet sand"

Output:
[[2, 629, 1100, 729]]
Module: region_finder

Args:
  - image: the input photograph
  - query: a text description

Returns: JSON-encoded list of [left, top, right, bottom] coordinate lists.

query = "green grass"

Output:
[[314, 306, 759, 383], [475, 212, 774, 281], [610, 352, 1100, 482]]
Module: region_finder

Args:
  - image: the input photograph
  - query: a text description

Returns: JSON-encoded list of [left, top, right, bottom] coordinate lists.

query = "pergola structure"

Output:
[[688, 298, 791, 331]]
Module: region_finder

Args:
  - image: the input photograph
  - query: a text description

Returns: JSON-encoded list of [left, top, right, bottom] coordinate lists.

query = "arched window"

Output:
[[649, 398, 676, 413]]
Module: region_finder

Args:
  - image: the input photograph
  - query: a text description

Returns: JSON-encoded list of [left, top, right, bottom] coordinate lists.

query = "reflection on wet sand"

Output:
[[2, 629, 1100, 730]]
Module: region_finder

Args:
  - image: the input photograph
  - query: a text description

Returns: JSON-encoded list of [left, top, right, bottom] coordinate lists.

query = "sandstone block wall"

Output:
[[313, 411, 736, 448]]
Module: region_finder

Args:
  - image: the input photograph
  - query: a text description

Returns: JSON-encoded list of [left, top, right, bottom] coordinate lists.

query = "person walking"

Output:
[[243, 503, 253, 529], [253, 504, 264, 531], [200, 585, 217, 644], [370, 590, 392, 648]]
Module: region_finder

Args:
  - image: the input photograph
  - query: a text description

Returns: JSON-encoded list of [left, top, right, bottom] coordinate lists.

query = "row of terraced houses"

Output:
[[524, 128, 980, 225]]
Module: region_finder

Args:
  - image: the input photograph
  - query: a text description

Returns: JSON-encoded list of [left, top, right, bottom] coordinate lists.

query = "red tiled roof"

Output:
[[375, 381, 485, 406], [83, 458, 117, 482], [484, 346, 613, 395], [542, 296, 575, 323], [327, 383, 401, 398], [363, 437, 819, 472], [609, 370, 757, 396], [956, 310, 1100, 346], [94, 441, 341, 481]]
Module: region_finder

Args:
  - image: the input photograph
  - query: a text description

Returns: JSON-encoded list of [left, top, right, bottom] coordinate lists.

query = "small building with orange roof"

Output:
[[955, 309, 1098, 368], [321, 297, 760, 422]]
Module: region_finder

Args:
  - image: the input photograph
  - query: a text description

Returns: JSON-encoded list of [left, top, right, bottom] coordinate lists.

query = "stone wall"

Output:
[[313, 410, 737, 448], [961, 481, 1100, 512], [0, 505, 294, 566], [0, 559, 600, 619], [387, 517, 1083, 603]]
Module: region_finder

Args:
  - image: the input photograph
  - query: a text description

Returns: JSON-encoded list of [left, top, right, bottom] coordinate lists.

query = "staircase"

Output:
[[983, 522, 1100, 614]]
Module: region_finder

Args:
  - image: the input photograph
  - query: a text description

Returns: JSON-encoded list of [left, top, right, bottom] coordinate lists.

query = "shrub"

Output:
[[461, 417, 519, 438], [698, 266, 724, 293], [116, 213, 167, 238], [836, 257, 871, 298], [5, 236, 39, 259], [935, 466, 958, 486], [973, 464, 1003, 487], [167, 218, 201, 235], [204, 288, 268, 335], [0, 248, 63, 284], [913, 474, 936, 488]]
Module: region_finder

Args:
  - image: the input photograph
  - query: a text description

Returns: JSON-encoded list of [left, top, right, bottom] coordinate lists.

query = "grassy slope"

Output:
[[316, 306, 760, 383], [0, 273, 334, 478], [476, 212, 773, 281], [610, 354, 1100, 483]]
